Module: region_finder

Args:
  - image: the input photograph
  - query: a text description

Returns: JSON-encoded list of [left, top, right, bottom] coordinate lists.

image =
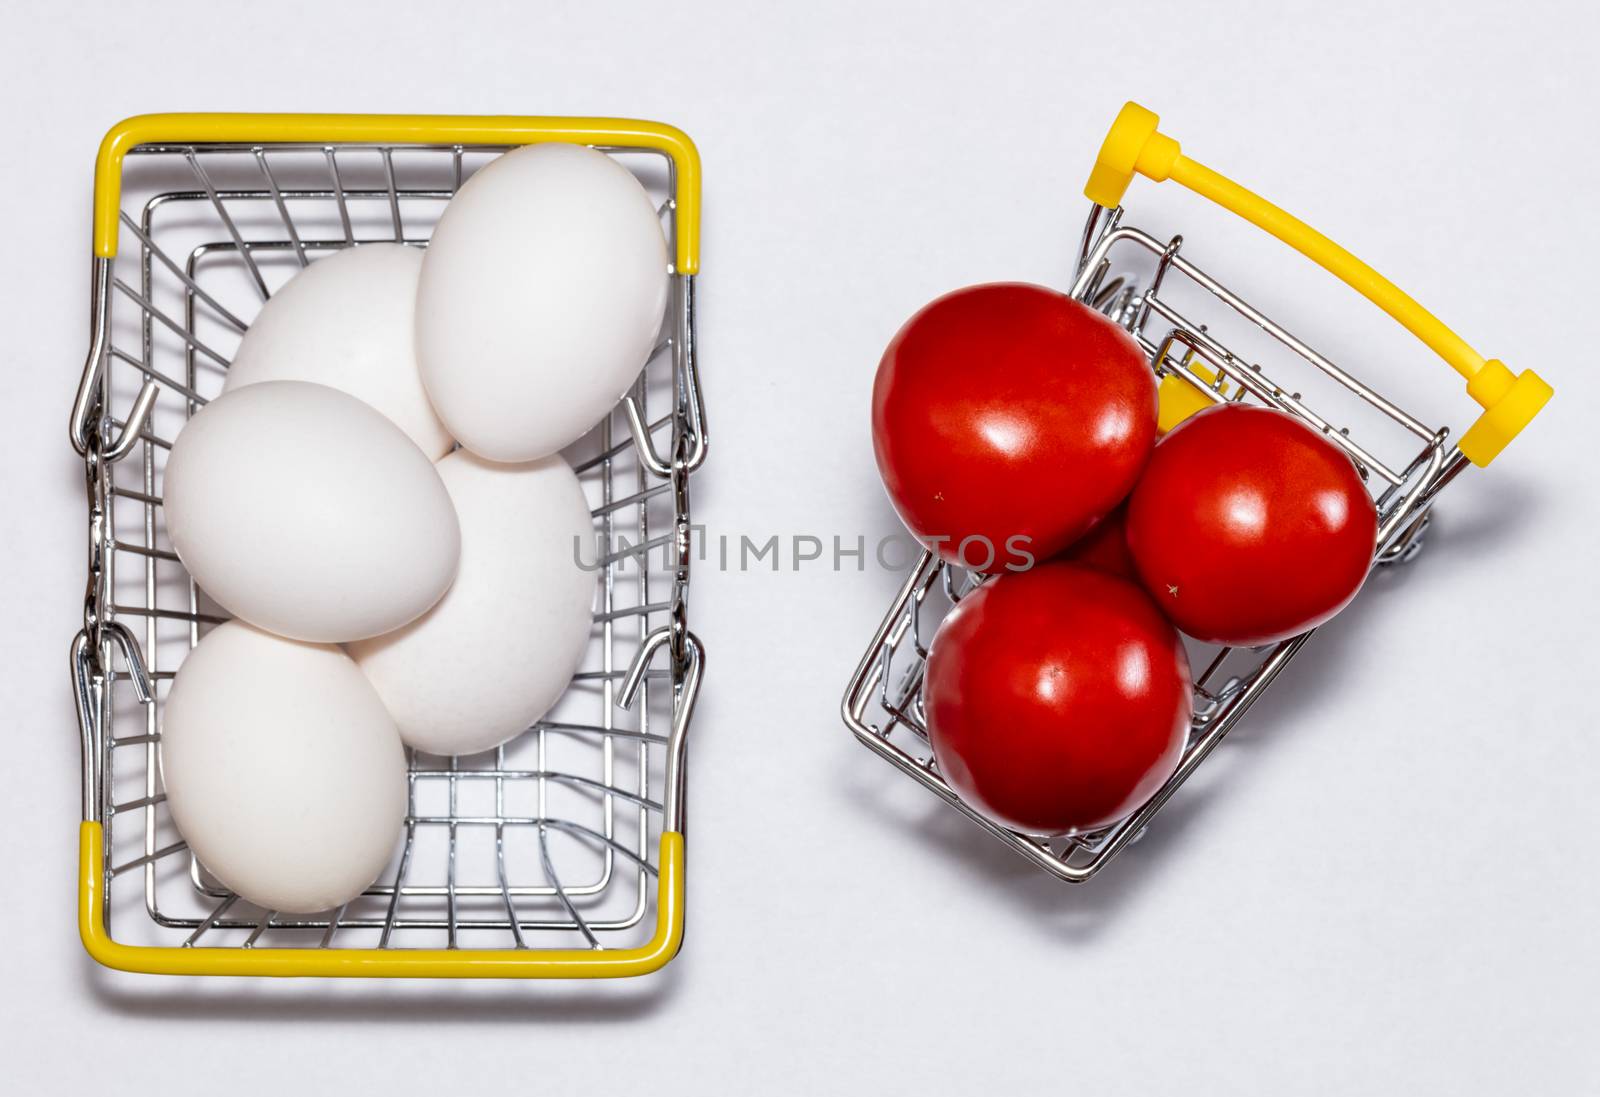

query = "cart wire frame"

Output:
[[68, 114, 705, 977], [841, 104, 1545, 884]]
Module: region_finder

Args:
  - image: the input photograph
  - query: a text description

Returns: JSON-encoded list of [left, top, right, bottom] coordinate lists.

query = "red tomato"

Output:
[[872, 284, 1157, 568], [923, 563, 1193, 835], [1125, 404, 1379, 647], [1063, 505, 1138, 581]]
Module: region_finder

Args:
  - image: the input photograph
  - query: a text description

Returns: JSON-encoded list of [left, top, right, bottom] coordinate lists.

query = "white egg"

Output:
[[349, 450, 596, 756], [224, 243, 452, 459], [416, 143, 670, 462], [164, 380, 461, 643], [159, 621, 407, 913]]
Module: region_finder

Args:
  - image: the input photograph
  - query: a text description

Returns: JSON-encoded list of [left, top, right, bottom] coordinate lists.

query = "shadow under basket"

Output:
[[69, 113, 707, 978]]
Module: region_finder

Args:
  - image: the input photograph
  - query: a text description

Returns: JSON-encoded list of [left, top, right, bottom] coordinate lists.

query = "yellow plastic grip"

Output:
[[1157, 367, 1226, 434], [1086, 102, 1551, 466], [78, 822, 685, 978], [93, 113, 701, 275]]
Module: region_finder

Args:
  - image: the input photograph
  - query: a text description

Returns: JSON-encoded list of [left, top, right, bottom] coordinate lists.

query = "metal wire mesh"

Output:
[[842, 201, 1464, 883], [78, 139, 700, 952]]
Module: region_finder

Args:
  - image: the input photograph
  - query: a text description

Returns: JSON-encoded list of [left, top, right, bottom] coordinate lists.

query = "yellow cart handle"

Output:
[[94, 113, 701, 275], [1085, 102, 1551, 467], [78, 822, 685, 977]]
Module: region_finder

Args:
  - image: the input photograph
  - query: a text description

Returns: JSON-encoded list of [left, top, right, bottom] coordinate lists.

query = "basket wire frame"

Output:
[[71, 137, 704, 955], [841, 200, 1467, 884]]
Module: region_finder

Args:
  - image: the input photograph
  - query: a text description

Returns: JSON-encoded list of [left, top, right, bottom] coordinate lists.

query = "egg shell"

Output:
[[159, 621, 407, 914], [415, 143, 670, 462], [349, 450, 596, 756], [163, 380, 461, 643], [224, 243, 453, 459]]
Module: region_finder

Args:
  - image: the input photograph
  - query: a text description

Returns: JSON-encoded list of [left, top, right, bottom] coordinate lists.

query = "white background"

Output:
[[4, 1, 1597, 1092]]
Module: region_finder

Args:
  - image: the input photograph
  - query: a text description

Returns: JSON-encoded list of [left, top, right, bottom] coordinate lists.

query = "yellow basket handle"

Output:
[[1085, 102, 1551, 467]]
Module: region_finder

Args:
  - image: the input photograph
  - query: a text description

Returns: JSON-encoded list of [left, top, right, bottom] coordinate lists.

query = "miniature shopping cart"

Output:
[[68, 114, 706, 976], [842, 102, 1551, 883]]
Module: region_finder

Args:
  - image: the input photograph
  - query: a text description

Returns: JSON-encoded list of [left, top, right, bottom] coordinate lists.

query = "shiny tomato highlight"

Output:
[[1125, 403, 1379, 647], [923, 563, 1193, 835], [871, 284, 1157, 568]]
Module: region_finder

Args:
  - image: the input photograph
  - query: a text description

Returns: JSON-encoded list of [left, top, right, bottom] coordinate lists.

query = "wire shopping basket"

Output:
[[68, 114, 706, 977], [841, 102, 1551, 884]]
